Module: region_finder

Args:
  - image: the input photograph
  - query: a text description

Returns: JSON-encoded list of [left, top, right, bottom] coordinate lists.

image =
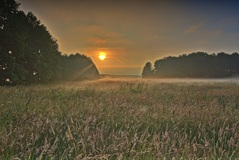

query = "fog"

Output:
[[51, 77, 239, 91]]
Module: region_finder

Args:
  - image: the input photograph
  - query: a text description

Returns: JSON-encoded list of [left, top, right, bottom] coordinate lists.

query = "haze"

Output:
[[17, 0, 239, 75]]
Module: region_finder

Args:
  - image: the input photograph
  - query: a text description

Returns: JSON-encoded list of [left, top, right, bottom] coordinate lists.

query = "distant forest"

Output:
[[142, 52, 239, 78], [0, 0, 99, 85]]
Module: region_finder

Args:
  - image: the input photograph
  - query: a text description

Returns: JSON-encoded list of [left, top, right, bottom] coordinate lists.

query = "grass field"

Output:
[[0, 78, 239, 159]]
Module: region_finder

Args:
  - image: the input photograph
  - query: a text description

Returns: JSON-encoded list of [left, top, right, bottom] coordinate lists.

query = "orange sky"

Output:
[[17, 0, 239, 75]]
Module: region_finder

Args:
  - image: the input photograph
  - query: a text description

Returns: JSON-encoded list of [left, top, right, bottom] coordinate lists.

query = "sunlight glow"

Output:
[[98, 52, 106, 61]]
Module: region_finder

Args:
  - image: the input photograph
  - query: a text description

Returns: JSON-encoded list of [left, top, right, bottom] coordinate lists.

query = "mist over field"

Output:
[[1, 77, 239, 159], [84, 77, 239, 87]]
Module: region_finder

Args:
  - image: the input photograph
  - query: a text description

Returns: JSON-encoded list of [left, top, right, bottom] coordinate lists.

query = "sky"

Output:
[[17, 0, 239, 75]]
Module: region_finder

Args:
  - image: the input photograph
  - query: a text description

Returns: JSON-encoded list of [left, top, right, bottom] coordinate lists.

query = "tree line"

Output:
[[0, 0, 99, 85], [142, 52, 239, 78]]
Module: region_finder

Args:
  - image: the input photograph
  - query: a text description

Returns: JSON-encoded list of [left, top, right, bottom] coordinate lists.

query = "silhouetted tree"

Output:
[[25, 12, 62, 83], [61, 53, 99, 80], [0, 0, 100, 85], [0, 0, 23, 85], [142, 62, 153, 78], [149, 52, 239, 78]]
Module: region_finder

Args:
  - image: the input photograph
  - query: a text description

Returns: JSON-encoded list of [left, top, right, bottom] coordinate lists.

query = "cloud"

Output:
[[79, 25, 131, 47], [87, 37, 106, 44], [184, 22, 204, 34], [210, 30, 223, 37]]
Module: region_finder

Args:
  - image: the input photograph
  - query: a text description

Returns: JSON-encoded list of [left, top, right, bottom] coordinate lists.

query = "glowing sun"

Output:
[[98, 52, 106, 61]]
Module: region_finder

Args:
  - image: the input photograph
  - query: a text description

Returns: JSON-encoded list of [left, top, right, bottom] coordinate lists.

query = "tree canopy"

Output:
[[142, 62, 153, 78], [61, 53, 99, 81], [0, 0, 99, 85], [142, 52, 239, 78]]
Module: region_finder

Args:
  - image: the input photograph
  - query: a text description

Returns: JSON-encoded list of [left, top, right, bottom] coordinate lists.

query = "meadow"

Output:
[[0, 78, 239, 159]]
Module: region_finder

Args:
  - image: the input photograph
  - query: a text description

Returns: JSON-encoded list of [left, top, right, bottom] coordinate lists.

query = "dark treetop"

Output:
[[142, 52, 239, 78], [0, 0, 99, 85]]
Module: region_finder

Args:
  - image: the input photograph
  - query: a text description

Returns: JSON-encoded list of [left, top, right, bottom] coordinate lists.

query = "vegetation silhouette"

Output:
[[61, 53, 99, 81], [142, 62, 153, 78], [0, 0, 99, 85], [142, 52, 239, 78]]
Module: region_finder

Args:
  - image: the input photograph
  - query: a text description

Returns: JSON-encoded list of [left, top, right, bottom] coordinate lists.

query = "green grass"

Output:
[[0, 79, 239, 159]]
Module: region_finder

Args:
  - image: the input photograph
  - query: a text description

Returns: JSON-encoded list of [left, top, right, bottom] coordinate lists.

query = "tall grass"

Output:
[[0, 79, 239, 159]]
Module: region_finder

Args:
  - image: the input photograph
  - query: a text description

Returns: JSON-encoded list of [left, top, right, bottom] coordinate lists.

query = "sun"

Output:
[[98, 52, 106, 61]]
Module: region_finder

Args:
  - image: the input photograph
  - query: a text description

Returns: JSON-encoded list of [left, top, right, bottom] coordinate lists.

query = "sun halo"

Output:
[[98, 52, 106, 61]]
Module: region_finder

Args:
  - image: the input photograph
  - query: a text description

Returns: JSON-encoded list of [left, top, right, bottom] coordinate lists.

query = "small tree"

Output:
[[142, 62, 153, 78]]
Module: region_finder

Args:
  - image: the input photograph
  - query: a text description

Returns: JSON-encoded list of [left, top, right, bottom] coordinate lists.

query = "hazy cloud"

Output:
[[184, 23, 204, 34]]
